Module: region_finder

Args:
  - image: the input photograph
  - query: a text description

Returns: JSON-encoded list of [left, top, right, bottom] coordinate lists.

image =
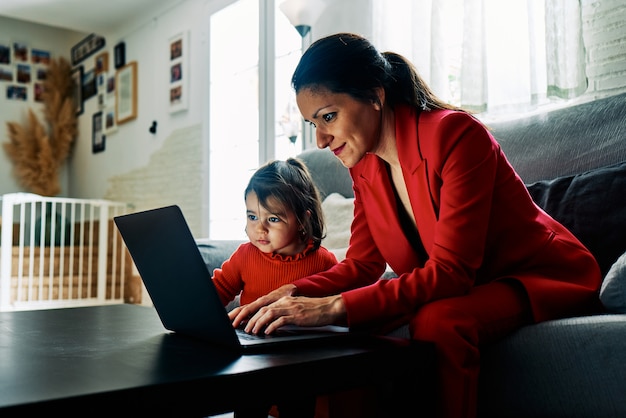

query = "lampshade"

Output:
[[279, 0, 328, 37]]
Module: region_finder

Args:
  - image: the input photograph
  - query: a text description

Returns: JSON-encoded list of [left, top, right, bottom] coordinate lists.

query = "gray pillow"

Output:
[[599, 251, 626, 313]]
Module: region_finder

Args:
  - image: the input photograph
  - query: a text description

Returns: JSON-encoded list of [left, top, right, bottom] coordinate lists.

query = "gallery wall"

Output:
[[0, 16, 84, 195]]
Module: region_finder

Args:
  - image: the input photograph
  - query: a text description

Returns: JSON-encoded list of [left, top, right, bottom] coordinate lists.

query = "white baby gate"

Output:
[[0, 193, 133, 311]]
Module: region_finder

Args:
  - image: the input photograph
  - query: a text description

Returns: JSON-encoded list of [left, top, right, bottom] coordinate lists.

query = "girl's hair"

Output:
[[244, 158, 326, 249], [291, 32, 464, 113]]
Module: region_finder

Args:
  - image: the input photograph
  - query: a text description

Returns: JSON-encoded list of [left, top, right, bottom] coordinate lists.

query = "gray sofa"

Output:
[[198, 92, 626, 417]]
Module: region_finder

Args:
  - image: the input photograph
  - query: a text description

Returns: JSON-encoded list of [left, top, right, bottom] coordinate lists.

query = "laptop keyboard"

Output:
[[236, 328, 270, 341]]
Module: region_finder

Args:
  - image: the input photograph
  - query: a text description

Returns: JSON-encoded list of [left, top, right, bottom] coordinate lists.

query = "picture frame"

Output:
[[103, 106, 117, 135], [114, 42, 125, 69], [82, 68, 97, 100], [71, 65, 84, 116], [168, 30, 189, 113], [0, 43, 10, 64], [31, 49, 51, 65], [92, 111, 105, 153], [115, 61, 137, 125], [12, 41, 29, 62], [34, 82, 44, 102], [95, 51, 109, 74], [71, 33, 105, 66]]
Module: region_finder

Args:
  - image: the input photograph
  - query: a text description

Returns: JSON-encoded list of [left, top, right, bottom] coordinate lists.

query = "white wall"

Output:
[[68, 0, 212, 200], [68, 0, 220, 234], [0, 16, 84, 196]]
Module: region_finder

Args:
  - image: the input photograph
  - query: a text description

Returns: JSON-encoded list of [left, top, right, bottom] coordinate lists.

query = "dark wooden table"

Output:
[[0, 304, 434, 417]]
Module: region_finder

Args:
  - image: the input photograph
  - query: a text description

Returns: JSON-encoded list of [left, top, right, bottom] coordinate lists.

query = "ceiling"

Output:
[[0, 0, 179, 34]]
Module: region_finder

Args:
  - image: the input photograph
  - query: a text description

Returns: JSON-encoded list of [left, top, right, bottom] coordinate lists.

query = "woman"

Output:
[[230, 33, 601, 418]]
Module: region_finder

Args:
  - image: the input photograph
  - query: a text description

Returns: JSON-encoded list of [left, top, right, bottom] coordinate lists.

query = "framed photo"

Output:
[[0, 43, 10, 64], [106, 74, 116, 102], [13, 42, 28, 62], [103, 106, 117, 135], [168, 31, 188, 113], [0, 67, 12, 81], [31, 49, 51, 65], [95, 51, 109, 74], [71, 33, 105, 66], [6, 85, 27, 101], [115, 61, 137, 124], [92, 111, 105, 153], [114, 42, 125, 69], [16, 64, 31, 83], [82, 68, 97, 100], [71, 66, 84, 116], [34, 82, 44, 102]]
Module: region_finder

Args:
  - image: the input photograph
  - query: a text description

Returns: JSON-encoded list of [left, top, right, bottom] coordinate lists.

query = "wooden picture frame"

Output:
[[92, 111, 105, 153], [71, 65, 84, 116], [168, 31, 188, 113], [115, 61, 137, 125], [95, 51, 109, 74]]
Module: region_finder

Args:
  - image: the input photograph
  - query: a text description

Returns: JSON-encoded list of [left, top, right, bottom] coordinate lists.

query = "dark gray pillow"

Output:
[[526, 161, 626, 277]]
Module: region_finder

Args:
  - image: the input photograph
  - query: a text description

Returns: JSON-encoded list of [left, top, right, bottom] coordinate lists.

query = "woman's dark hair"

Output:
[[291, 32, 463, 112], [245, 158, 326, 248]]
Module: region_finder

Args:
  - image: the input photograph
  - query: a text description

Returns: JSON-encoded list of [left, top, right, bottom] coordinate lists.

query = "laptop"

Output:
[[114, 205, 351, 351]]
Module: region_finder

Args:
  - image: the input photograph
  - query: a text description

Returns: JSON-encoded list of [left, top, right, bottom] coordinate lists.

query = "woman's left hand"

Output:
[[242, 294, 347, 335]]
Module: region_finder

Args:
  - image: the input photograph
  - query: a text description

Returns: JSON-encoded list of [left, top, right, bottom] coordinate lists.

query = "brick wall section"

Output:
[[582, 0, 626, 96], [104, 124, 203, 235]]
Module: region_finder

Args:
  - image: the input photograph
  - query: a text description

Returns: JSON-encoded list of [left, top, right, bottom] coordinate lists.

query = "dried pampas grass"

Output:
[[3, 57, 78, 196]]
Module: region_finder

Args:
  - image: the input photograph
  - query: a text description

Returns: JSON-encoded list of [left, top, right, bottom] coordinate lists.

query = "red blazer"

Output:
[[293, 106, 601, 328]]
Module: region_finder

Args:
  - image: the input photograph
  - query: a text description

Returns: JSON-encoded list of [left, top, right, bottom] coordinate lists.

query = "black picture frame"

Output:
[[71, 65, 84, 116], [71, 33, 105, 66], [92, 111, 105, 153], [114, 42, 126, 69], [82, 68, 97, 101]]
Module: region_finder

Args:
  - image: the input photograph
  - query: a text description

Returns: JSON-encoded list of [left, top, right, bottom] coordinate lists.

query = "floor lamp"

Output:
[[279, 0, 328, 149]]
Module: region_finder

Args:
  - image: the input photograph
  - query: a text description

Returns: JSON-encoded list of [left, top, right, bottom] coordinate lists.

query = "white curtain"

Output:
[[372, 0, 587, 117]]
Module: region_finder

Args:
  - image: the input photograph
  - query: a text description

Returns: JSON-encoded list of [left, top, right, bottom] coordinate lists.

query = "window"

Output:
[[209, 0, 301, 239]]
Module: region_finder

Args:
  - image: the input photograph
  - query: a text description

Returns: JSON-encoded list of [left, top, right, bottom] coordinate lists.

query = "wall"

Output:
[[69, 0, 220, 235], [2, 0, 625, 237], [582, 0, 626, 97], [0, 16, 84, 195]]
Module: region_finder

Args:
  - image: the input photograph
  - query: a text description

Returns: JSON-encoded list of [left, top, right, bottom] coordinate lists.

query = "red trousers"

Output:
[[410, 280, 533, 418]]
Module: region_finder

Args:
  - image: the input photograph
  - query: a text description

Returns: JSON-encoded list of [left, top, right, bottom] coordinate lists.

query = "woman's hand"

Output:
[[229, 285, 347, 335], [228, 284, 297, 328]]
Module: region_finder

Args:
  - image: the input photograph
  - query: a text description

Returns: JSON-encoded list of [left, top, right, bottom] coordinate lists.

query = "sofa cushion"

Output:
[[321, 193, 354, 261], [526, 161, 626, 277], [479, 314, 626, 418], [490, 92, 626, 183], [600, 251, 626, 314], [298, 148, 353, 200]]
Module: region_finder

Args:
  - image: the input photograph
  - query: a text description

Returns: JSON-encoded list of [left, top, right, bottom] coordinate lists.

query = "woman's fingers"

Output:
[[246, 295, 344, 334], [229, 284, 297, 328]]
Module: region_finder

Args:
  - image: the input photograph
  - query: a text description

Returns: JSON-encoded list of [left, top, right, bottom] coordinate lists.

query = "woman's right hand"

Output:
[[228, 283, 297, 328]]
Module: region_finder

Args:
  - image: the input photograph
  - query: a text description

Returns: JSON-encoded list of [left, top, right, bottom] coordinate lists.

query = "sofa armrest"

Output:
[[478, 314, 626, 418]]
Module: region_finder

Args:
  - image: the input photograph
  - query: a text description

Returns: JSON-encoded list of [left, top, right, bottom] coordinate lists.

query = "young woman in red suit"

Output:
[[230, 33, 601, 418]]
